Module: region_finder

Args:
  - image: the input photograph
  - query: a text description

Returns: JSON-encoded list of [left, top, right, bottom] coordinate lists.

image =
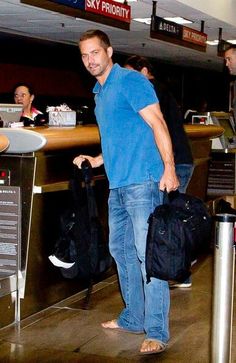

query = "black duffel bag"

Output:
[[145, 190, 212, 283]]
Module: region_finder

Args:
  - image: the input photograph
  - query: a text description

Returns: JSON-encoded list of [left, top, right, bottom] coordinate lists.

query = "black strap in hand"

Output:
[[81, 159, 93, 184], [163, 189, 180, 204]]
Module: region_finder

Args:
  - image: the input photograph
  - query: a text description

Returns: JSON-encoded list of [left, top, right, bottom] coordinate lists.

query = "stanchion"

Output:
[[211, 214, 236, 363]]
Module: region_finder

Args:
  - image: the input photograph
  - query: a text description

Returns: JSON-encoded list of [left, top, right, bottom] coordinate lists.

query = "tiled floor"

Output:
[[0, 253, 235, 362]]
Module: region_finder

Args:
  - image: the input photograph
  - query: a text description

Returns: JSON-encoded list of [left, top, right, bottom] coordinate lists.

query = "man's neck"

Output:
[[97, 62, 114, 85], [148, 74, 155, 81]]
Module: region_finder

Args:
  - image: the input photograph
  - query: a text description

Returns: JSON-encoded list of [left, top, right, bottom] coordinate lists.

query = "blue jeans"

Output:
[[108, 181, 170, 343], [175, 163, 194, 193]]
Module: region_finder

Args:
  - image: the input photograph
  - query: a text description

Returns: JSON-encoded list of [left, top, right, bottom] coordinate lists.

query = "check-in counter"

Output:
[[184, 124, 224, 200], [0, 124, 223, 328], [0, 134, 9, 152], [0, 125, 105, 328]]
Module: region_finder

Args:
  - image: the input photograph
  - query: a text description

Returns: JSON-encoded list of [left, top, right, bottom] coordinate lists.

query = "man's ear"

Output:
[[107, 46, 113, 58], [140, 67, 148, 77]]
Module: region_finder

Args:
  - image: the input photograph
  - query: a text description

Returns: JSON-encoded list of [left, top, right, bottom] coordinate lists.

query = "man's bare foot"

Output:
[[140, 339, 166, 354], [101, 319, 144, 334], [101, 319, 119, 329]]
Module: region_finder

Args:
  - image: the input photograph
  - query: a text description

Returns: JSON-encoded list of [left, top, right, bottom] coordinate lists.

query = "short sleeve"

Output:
[[122, 71, 159, 112]]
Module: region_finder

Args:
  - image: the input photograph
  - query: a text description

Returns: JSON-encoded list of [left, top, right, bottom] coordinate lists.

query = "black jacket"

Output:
[[150, 78, 193, 165]]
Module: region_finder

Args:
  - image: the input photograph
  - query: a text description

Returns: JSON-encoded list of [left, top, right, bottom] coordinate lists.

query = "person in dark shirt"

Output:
[[124, 55, 194, 288], [13, 82, 47, 126], [225, 45, 236, 123]]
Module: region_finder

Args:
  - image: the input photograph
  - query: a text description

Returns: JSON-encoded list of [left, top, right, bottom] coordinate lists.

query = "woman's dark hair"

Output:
[[225, 44, 236, 52], [124, 55, 154, 74], [79, 29, 111, 50], [13, 82, 35, 96]]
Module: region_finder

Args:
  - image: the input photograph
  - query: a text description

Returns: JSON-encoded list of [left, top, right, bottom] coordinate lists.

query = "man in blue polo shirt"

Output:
[[73, 29, 179, 355]]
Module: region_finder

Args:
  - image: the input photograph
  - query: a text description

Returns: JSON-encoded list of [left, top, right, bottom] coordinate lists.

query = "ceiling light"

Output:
[[133, 18, 151, 25], [206, 40, 219, 46], [133, 17, 192, 26], [164, 17, 192, 25], [114, 0, 136, 2], [206, 39, 236, 46]]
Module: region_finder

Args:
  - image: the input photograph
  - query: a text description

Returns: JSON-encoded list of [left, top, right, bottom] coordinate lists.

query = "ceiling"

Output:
[[0, 0, 235, 71]]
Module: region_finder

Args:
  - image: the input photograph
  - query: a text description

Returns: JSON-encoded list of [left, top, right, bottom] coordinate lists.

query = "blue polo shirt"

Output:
[[93, 63, 164, 189]]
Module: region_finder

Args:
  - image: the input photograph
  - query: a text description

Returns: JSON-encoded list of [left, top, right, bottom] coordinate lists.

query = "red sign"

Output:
[[85, 0, 131, 23], [182, 26, 207, 47]]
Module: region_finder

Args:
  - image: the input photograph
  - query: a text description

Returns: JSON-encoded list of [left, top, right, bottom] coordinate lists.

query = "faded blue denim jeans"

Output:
[[175, 163, 194, 193], [108, 181, 170, 344]]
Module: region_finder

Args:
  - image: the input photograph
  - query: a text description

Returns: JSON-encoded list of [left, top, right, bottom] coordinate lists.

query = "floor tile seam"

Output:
[[189, 289, 212, 296], [53, 278, 118, 308], [170, 288, 212, 298], [0, 307, 61, 334], [1, 334, 102, 356], [52, 306, 95, 312], [0, 329, 100, 350], [0, 344, 129, 363], [20, 277, 118, 326], [193, 258, 213, 272], [168, 324, 211, 347], [0, 277, 118, 334], [170, 317, 211, 328], [52, 289, 91, 308]]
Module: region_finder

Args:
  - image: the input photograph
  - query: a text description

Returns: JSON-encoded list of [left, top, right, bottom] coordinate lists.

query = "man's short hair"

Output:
[[79, 29, 111, 50], [124, 55, 154, 74], [225, 44, 236, 53]]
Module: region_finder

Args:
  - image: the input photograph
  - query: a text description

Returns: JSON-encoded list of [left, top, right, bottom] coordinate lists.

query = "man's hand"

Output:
[[159, 164, 180, 193], [73, 154, 103, 168]]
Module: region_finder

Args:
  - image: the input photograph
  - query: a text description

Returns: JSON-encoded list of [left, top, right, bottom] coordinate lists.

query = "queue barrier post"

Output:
[[211, 214, 236, 363]]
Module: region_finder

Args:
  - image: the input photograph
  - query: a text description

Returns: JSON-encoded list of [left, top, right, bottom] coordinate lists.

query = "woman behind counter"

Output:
[[13, 82, 46, 126]]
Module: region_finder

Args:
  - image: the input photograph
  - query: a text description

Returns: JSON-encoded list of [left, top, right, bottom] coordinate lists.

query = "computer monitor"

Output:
[[0, 104, 23, 127], [218, 118, 234, 138], [210, 112, 236, 149]]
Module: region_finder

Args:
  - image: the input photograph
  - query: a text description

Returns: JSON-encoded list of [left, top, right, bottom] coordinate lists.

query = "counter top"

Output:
[[28, 125, 100, 151], [0, 134, 9, 152], [0, 124, 224, 153], [184, 124, 224, 139], [32, 124, 224, 151]]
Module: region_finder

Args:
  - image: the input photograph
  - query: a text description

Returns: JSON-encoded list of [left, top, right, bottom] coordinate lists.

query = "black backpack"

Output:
[[145, 191, 212, 283], [49, 160, 113, 295]]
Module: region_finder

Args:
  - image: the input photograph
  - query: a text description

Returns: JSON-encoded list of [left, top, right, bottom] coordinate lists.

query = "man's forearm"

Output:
[[94, 153, 104, 167]]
